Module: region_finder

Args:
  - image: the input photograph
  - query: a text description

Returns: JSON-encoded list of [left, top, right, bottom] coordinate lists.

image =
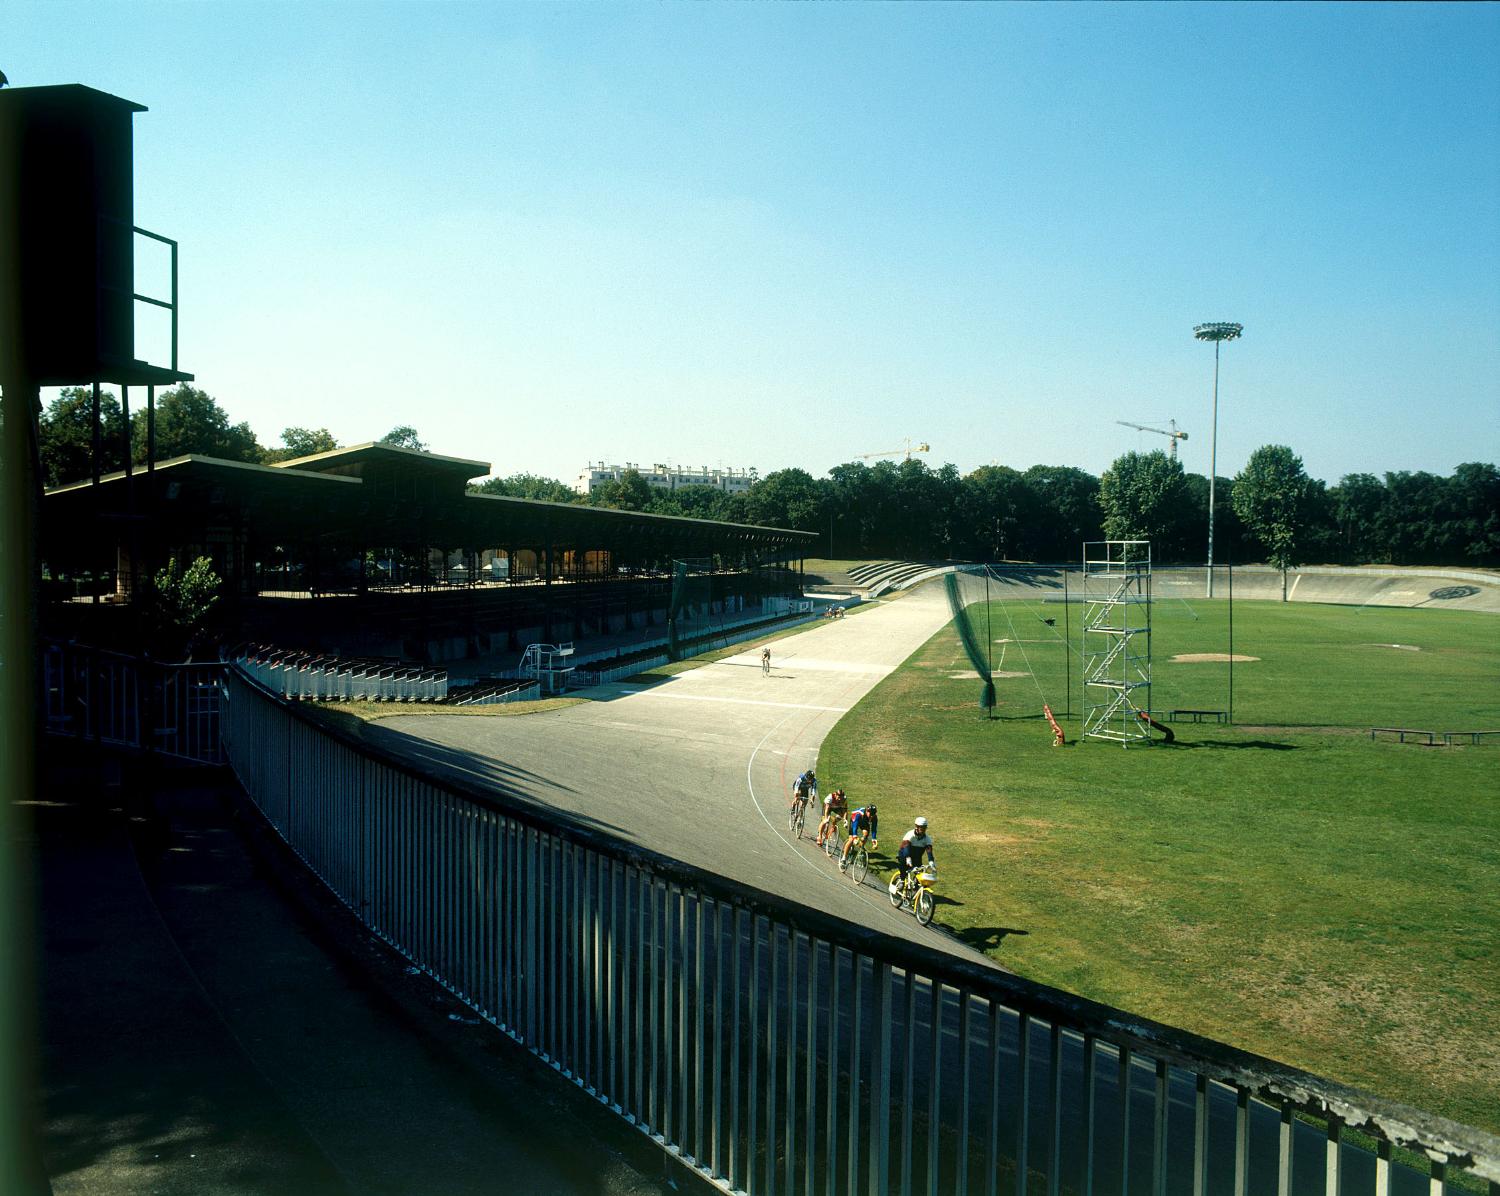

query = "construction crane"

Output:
[[859, 438, 930, 462], [1116, 419, 1188, 461]]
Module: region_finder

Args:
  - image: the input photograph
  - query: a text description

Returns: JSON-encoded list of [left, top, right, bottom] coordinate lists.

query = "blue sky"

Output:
[[6, 2, 1498, 485]]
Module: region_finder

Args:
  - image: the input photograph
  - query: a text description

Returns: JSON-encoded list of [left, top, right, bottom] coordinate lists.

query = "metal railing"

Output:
[[97, 216, 180, 372], [221, 665, 1499, 1196], [43, 642, 224, 764]]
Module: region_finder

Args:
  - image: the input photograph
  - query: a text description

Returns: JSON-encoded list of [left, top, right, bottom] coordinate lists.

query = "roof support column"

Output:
[[542, 535, 553, 643]]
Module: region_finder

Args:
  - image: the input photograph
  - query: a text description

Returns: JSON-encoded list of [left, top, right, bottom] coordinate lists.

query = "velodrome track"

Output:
[[365, 580, 999, 962]]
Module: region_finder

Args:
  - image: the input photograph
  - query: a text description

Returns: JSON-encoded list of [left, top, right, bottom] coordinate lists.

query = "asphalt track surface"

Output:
[[368, 580, 997, 966]]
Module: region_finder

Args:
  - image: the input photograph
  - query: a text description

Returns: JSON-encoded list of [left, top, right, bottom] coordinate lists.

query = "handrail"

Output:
[[226, 660, 1500, 1187], [95, 216, 179, 372]]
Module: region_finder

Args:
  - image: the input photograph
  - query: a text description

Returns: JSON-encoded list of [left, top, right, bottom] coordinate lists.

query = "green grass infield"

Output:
[[817, 598, 1500, 1132]]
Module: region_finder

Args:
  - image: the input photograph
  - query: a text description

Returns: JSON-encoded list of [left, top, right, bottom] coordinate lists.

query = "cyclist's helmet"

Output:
[[868, 803, 877, 812], [914, 816, 929, 830]]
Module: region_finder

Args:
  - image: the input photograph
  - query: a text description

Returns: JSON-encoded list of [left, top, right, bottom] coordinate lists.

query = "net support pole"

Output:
[[1228, 558, 1234, 725], [1064, 567, 1071, 718], [985, 568, 993, 721]]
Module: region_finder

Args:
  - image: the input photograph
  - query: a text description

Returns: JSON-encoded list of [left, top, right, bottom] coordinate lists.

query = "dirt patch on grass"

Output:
[[1363, 643, 1421, 651], [1169, 653, 1260, 663], [951, 830, 1030, 847], [948, 669, 1031, 679], [1078, 878, 1150, 917]]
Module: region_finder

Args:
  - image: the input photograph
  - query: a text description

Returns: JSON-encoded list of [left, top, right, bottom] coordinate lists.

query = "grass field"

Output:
[[817, 598, 1500, 1131]]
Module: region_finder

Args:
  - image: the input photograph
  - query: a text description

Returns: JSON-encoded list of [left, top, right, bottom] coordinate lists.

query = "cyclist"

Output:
[[790, 768, 817, 821], [816, 787, 848, 847], [761, 647, 772, 676], [841, 801, 878, 865], [897, 816, 936, 889]]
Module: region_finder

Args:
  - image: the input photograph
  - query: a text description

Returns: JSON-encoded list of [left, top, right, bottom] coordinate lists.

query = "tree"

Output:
[[380, 425, 427, 451], [38, 386, 126, 487], [890, 458, 958, 558], [1097, 450, 1189, 554], [470, 473, 578, 503], [1232, 445, 1314, 599], [744, 468, 825, 534], [263, 427, 338, 463], [825, 462, 886, 557], [961, 465, 1038, 561], [1180, 472, 1258, 567], [143, 554, 222, 659], [649, 485, 745, 523], [1451, 463, 1500, 566], [140, 385, 262, 463], [1023, 465, 1102, 562], [1330, 473, 1387, 564], [592, 467, 653, 512]]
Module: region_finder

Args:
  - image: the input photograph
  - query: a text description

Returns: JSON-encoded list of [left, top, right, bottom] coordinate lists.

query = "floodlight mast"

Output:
[[1193, 322, 1243, 597]]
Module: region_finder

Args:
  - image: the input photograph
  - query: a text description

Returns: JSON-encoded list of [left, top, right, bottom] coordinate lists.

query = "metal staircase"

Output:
[[1081, 541, 1153, 746]]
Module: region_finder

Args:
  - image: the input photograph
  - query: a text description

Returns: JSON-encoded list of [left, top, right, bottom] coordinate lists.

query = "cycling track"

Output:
[[364, 581, 997, 962]]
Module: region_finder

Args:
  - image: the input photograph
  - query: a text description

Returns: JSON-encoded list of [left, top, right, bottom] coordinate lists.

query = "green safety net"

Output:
[[945, 571, 996, 710], [667, 559, 695, 660], [667, 557, 732, 661]]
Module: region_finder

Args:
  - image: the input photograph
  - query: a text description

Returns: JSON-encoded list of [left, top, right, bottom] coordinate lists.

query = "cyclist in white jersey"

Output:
[[897, 817, 936, 885]]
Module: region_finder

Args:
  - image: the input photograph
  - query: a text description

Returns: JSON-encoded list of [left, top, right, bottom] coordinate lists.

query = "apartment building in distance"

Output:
[[574, 461, 758, 497]]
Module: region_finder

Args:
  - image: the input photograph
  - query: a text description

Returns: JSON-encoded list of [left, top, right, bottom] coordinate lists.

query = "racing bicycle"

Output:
[[788, 794, 808, 838], [839, 836, 876, 883], [888, 864, 938, 926], [818, 811, 845, 859]]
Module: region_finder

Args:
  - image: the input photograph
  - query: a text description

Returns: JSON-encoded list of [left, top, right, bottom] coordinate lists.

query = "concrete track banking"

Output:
[[368, 580, 995, 963]]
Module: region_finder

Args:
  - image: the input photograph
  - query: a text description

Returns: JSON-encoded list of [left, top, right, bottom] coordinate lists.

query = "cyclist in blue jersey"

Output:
[[841, 802, 878, 865], [790, 769, 817, 823]]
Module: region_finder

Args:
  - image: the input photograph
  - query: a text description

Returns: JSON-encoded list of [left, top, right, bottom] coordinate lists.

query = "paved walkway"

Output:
[[370, 582, 997, 962], [31, 753, 676, 1195]]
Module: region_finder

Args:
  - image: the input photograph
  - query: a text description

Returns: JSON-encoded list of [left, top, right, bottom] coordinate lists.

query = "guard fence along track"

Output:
[[220, 665, 1498, 1196], [43, 641, 225, 763]]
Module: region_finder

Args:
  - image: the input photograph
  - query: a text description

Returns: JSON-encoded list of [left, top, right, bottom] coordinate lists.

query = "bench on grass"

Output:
[[1371, 727, 1500, 746], [1168, 709, 1229, 724]]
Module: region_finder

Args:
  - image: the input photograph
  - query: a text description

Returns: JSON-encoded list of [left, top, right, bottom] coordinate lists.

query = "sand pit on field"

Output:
[[1169, 653, 1260, 663], [949, 669, 1031, 680], [1366, 643, 1421, 651]]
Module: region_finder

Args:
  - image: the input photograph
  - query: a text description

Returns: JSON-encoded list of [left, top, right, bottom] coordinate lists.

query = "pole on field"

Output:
[[1194, 322, 1243, 599], [1228, 557, 1235, 725], [1063, 567, 1072, 719], [985, 567, 994, 720]]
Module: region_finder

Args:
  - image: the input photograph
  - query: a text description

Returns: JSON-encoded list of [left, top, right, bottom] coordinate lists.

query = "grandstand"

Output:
[[42, 442, 817, 663]]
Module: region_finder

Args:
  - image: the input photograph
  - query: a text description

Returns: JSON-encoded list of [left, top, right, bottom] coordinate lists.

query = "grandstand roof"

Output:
[[43, 448, 814, 558]]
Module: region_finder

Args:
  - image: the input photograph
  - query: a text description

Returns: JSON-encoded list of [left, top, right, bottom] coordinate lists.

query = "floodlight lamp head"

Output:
[[1193, 322, 1243, 343]]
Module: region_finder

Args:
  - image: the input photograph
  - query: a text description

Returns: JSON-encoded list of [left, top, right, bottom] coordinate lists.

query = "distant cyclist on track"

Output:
[[761, 646, 772, 676]]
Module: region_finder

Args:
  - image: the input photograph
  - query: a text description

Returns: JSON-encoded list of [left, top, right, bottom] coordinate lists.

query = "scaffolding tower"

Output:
[[1081, 540, 1153, 746]]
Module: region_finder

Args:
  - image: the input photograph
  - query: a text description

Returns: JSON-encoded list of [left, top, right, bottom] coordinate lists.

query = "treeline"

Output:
[[481, 454, 1499, 570], [40, 385, 1498, 568], [36, 384, 427, 485]]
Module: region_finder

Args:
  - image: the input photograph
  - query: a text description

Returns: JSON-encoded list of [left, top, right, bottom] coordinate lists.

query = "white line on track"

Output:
[[744, 712, 835, 879], [630, 692, 850, 713]]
